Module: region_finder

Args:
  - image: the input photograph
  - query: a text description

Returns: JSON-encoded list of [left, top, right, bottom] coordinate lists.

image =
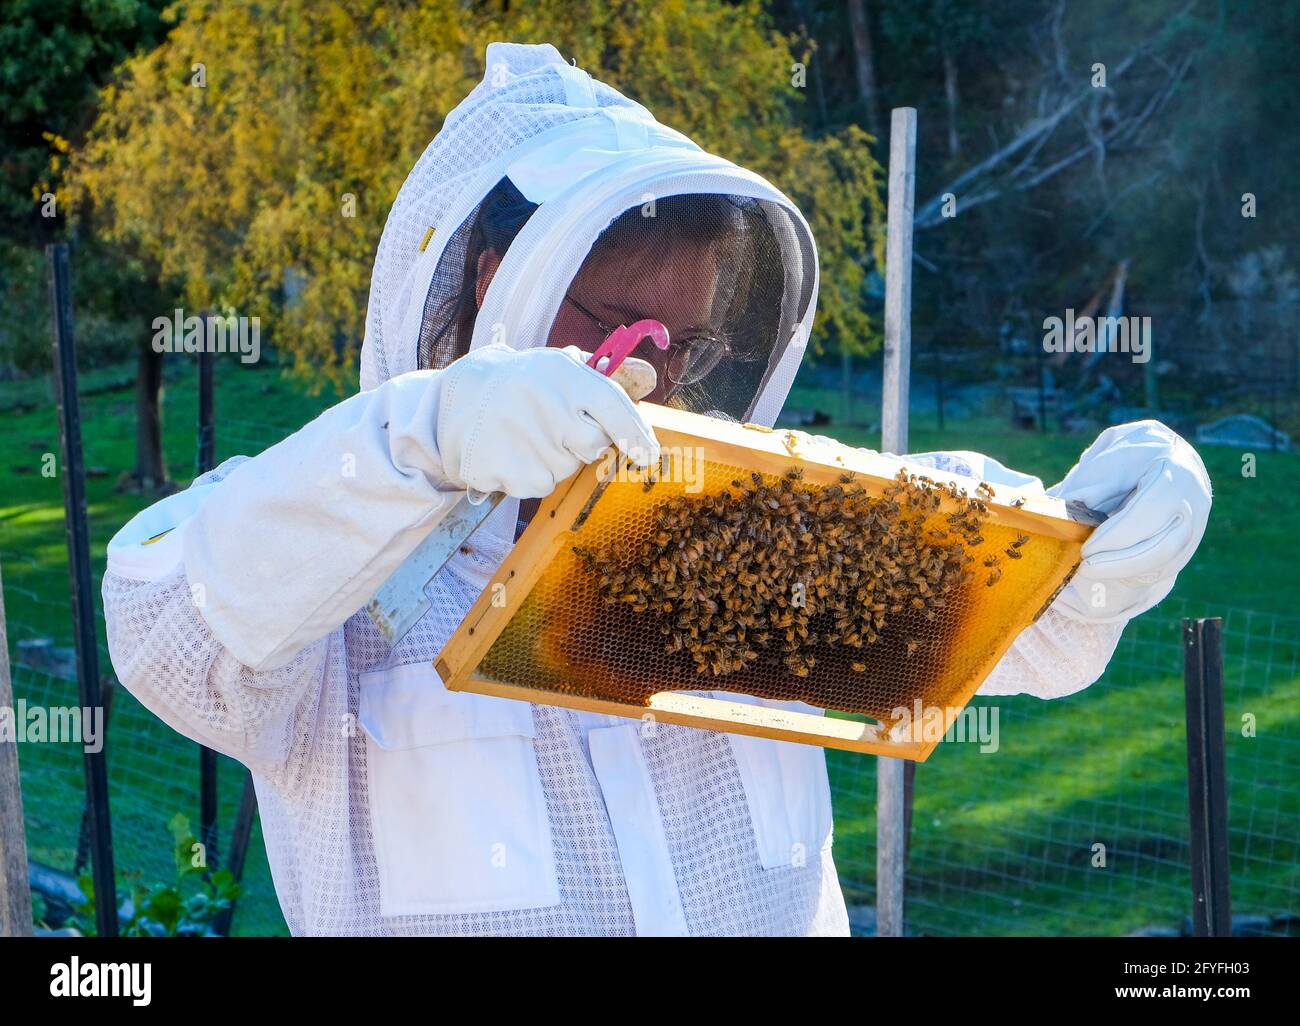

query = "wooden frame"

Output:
[[437, 403, 1098, 761]]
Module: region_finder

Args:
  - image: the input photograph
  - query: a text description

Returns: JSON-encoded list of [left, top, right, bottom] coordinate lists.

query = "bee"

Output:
[[575, 449, 996, 694], [1011, 534, 1029, 548], [983, 555, 1001, 567], [976, 481, 995, 499], [1004, 547, 1023, 559], [1010, 497, 1026, 509], [986, 567, 1003, 586]]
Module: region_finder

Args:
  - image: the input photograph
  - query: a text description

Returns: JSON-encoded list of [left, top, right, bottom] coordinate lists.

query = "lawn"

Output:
[[1, 360, 1295, 935], [1, 357, 347, 937]]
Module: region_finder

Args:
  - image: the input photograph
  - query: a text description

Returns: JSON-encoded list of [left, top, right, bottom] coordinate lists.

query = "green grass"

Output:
[[2, 359, 346, 937], [1, 364, 1295, 935]]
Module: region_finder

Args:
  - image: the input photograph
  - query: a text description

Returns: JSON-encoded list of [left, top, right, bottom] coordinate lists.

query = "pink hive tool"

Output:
[[587, 319, 670, 378]]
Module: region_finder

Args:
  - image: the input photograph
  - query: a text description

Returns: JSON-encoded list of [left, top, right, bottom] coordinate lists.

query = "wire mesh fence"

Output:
[[828, 597, 1300, 936], [10, 661, 285, 934], [3, 361, 1297, 936], [0, 364, 307, 935]]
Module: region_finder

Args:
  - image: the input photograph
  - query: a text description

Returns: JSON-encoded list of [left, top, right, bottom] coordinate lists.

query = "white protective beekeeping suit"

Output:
[[102, 43, 1211, 936]]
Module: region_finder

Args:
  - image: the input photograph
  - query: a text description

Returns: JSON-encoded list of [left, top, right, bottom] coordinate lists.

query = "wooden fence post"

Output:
[[877, 106, 917, 939], [0, 562, 34, 936]]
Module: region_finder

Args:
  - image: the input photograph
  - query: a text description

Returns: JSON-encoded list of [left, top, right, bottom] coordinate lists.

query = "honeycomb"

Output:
[[471, 442, 1083, 731]]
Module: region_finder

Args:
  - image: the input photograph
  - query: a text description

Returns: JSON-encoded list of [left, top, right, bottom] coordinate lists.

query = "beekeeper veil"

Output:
[[362, 42, 818, 427]]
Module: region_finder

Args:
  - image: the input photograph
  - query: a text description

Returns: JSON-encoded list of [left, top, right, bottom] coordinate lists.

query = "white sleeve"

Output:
[[102, 370, 464, 773], [103, 458, 334, 780], [179, 369, 461, 671], [974, 607, 1124, 699], [902, 449, 1045, 491]]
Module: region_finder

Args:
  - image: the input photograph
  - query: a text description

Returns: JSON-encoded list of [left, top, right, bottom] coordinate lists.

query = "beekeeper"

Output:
[[103, 43, 1212, 936]]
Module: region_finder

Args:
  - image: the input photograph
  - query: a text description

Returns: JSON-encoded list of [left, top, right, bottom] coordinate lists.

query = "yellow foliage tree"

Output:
[[69, 0, 883, 389]]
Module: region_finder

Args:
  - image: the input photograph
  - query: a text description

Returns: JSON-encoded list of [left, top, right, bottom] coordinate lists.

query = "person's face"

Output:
[[474, 239, 721, 406], [473, 237, 727, 538], [548, 244, 719, 405]]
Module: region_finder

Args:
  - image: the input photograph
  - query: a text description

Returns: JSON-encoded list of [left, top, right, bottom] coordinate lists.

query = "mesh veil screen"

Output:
[[416, 210, 480, 372], [561, 194, 801, 422], [416, 187, 807, 425]]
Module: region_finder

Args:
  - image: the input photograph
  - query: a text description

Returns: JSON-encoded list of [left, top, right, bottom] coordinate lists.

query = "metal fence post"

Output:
[[198, 343, 215, 474], [196, 338, 261, 934], [212, 774, 259, 936], [74, 677, 115, 877], [0, 562, 34, 936], [1183, 616, 1231, 936], [877, 106, 917, 939], [47, 242, 118, 936]]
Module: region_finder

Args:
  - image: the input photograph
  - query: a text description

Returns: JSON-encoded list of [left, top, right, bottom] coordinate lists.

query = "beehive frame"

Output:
[[436, 403, 1100, 761]]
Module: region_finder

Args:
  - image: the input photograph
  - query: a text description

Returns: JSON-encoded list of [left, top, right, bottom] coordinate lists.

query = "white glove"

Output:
[[437, 343, 660, 498], [1048, 420, 1212, 623]]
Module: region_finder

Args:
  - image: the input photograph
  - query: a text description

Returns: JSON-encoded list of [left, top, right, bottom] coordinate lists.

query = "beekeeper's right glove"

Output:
[[436, 342, 659, 498]]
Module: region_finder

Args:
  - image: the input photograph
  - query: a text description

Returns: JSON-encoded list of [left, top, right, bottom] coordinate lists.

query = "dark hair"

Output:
[[451, 176, 540, 354]]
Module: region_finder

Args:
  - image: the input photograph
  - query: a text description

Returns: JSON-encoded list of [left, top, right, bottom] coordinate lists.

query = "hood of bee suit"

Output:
[[359, 41, 818, 561]]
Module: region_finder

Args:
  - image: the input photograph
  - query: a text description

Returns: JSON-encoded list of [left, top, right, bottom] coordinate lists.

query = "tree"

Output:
[[846, 0, 883, 138], [1, 0, 175, 494], [851, 0, 1236, 421], [66, 0, 885, 391], [0, 0, 168, 241]]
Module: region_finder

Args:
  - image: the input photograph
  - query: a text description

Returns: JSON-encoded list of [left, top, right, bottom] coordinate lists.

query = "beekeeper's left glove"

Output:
[[1047, 421, 1212, 623]]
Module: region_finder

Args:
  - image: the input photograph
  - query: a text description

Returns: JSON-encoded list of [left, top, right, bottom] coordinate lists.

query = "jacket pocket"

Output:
[[358, 662, 560, 916], [721, 693, 834, 871]]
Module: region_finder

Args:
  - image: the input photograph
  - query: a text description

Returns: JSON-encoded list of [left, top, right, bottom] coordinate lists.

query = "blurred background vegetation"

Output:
[[5, 0, 1298, 454], [2, 0, 1298, 936]]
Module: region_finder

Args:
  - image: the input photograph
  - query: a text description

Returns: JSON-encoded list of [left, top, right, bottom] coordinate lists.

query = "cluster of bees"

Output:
[[573, 467, 1019, 679]]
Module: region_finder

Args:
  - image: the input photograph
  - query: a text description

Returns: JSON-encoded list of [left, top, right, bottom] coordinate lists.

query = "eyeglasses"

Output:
[[563, 292, 729, 386]]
